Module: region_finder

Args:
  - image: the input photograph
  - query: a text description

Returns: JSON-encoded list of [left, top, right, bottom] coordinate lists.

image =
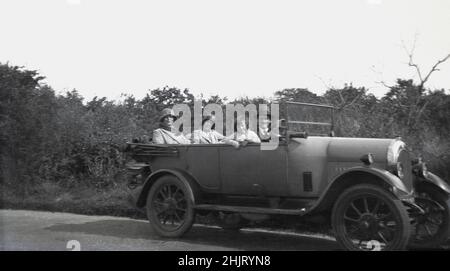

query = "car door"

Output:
[[219, 143, 288, 196], [185, 144, 221, 191]]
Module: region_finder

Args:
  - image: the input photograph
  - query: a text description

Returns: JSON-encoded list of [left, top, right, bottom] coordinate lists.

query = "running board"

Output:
[[194, 204, 307, 216]]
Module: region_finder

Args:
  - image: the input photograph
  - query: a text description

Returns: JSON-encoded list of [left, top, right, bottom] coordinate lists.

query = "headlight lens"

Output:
[[421, 162, 428, 178], [396, 162, 405, 179]]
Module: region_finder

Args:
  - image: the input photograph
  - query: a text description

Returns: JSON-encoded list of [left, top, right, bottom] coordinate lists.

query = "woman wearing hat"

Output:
[[191, 115, 226, 144], [152, 108, 191, 144]]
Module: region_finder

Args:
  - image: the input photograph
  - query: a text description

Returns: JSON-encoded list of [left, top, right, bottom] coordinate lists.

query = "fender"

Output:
[[307, 166, 411, 214], [416, 172, 450, 194], [136, 168, 201, 208]]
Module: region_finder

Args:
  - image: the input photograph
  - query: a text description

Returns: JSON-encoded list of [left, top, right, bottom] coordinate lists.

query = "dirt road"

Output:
[[0, 209, 340, 251]]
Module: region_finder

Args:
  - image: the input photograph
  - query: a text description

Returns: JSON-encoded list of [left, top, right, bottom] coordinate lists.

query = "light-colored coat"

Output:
[[152, 128, 190, 144], [191, 130, 225, 144], [229, 129, 261, 143]]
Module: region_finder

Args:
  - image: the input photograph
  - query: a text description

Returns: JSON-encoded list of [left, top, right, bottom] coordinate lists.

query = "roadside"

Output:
[[0, 209, 340, 251], [2, 184, 449, 250], [0, 183, 330, 235], [1, 183, 145, 219]]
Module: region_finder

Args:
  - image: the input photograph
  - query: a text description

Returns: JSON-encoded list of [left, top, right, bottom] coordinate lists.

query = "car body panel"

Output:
[[128, 136, 415, 204], [418, 172, 450, 194], [286, 138, 329, 197], [326, 137, 393, 163], [185, 145, 221, 190], [219, 144, 288, 196], [145, 144, 289, 196]]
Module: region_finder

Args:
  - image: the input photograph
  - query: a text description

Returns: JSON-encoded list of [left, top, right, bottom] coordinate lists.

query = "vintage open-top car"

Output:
[[124, 101, 450, 251]]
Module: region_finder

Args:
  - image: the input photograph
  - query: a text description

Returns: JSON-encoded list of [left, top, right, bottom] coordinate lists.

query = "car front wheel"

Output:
[[410, 185, 450, 248], [146, 175, 195, 237], [332, 184, 411, 251]]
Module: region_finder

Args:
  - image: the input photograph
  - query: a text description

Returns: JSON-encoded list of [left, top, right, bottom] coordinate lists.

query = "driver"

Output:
[[258, 113, 281, 142]]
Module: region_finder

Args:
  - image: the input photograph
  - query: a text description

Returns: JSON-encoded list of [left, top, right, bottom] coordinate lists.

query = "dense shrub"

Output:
[[1, 62, 449, 197]]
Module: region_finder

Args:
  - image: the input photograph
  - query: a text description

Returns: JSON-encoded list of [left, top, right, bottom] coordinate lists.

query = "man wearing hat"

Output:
[[152, 108, 191, 144]]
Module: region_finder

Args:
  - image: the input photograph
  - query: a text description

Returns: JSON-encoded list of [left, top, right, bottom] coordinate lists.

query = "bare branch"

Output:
[[415, 98, 430, 122], [402, 36, 450, 89], [371, 65, 394, 89], [347, 91, 364, 108], [337, 88, 345, 106], [375, 80, 393, 89], [314, 75, 338, 106], [314, 75, 333, 90], [420, 53, 450, 88], [402, 39, 424, 84]]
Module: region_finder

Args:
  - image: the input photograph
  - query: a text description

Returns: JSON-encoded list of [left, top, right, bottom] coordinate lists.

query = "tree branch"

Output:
[[402, 38, 450, 90], [371, 65, 393, 89], [420, 53, 450, 88], [375, 80, 393, 89], [402, 39, 424, 84]]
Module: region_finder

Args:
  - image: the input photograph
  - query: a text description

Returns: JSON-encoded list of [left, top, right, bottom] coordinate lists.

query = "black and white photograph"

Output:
[[1, 0, 450, 254]]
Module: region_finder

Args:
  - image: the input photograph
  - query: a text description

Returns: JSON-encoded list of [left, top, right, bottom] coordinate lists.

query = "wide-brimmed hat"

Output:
[[159, 108, 177, 122], [202, 114, 216, 125]]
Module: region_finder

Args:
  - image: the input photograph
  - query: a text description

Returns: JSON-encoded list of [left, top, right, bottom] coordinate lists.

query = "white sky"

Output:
[[1, 0, 450, 101]]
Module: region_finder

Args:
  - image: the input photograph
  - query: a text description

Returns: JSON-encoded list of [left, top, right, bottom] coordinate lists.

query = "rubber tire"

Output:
[[146, 175, 195, 238], [331, 184, 411, 251], [410, 185, 450, 249]]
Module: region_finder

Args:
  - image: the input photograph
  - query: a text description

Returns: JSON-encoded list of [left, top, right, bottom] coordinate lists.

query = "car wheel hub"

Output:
[[359, 214, 377, 230], [163, 198, 178, 214]]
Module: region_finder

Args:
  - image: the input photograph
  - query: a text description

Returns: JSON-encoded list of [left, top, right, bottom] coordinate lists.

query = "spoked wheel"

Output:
[[332, 184, 411, 251], [410, 186, 450, 249], [146, 175, 195, 237]]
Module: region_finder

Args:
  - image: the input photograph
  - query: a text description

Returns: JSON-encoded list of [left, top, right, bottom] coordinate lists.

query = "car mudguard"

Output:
[[136, 168, 201, 208], [417, 172, 450, 194], [307, 166, 412, 214]]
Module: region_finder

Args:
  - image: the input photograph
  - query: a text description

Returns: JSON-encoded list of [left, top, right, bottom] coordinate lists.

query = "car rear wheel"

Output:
[[146, 175, 195, 237], [410, 185, 450, 249], [332, 184, 411, 251]]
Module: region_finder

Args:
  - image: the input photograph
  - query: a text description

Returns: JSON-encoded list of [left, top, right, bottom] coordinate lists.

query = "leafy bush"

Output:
[[1, 62, 449, 200]]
